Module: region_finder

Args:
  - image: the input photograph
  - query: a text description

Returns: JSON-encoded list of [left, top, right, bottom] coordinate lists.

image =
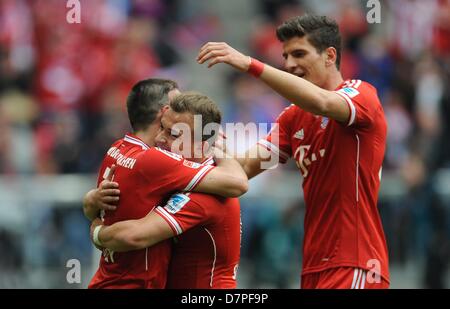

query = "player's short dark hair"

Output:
[[127, 78, 179, 132], [276, 14, 342, 69], [170, 92, 222, 142]]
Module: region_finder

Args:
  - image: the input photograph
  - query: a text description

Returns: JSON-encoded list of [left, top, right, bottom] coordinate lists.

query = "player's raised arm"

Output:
[[192, 147, 248, 197], [197, 42, 349, 123], [90, 212, 174, 252], [236, 143, 278, 179]]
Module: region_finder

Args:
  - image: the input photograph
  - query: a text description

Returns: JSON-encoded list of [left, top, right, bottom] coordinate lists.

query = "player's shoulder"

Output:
[[276, 103, 304, 124], [108, 137, 126, 149], [338, 79, 378, 97], [280, 103, 300, 116], [139, 147, 184, 162]]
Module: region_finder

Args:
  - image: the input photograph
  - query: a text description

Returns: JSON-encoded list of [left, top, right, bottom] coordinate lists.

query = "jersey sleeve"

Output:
[[334, 80, 381, 128], [257, 104, 295, 164], [138, 148, 214, 192], [154, 193, 211, 235]]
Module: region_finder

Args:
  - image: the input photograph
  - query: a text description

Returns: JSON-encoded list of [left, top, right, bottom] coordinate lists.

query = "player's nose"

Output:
[[284, 56, 298, 73]]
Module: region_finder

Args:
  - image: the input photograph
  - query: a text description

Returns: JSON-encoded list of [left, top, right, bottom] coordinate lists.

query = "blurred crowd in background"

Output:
[[0, 0, 449, 288]]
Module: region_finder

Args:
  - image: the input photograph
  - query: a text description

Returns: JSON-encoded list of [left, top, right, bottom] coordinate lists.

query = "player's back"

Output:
[[165, 194, 241, 289], [89, 135, 172, 288], [89, 134, 216, 289]]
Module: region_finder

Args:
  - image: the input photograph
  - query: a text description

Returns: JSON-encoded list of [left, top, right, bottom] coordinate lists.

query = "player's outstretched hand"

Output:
[[197, 42, 251, 71]]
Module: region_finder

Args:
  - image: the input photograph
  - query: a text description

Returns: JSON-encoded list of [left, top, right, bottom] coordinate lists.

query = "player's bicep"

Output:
[[101, 213, 174, 252], [192, 165, 247, 197], [323, 91, 351, 124]]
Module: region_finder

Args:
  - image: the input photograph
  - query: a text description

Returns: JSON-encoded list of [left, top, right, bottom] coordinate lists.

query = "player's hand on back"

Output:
[[97, 164, 121, 211], [197, 42, 251, 71]]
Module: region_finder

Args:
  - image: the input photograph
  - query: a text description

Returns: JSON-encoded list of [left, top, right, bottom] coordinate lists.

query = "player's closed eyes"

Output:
[[292, 50, 307, 58]]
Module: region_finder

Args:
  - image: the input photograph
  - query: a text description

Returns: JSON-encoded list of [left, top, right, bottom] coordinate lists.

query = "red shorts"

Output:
[[301, 267, 389, 289]]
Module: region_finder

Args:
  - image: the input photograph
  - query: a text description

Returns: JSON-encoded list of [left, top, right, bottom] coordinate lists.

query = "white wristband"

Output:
[[93, 225, 104, 247]]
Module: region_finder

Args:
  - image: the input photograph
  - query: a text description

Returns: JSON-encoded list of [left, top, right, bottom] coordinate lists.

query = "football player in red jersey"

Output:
[[197, 14, 389, 289], [90, 92, 241, 289], [84, 81, 247, 289]]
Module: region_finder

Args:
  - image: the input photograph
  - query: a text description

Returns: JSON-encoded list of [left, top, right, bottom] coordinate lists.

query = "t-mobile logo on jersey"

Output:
[[66, 0, 81, 24], [294, 145, 326, 178]]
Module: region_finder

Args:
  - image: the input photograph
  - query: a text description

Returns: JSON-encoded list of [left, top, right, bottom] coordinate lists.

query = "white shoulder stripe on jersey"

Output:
[[154, 147, 182, 161], [155, 206, 183, 235], [183, 165, 214, 192], [204, 228, 217, 288], [258, 139, 290, 160], [344, 79, 362, 89], [203, 157, 215, 166], [124, 135, 149, 150], [335, 91, 356, 126]]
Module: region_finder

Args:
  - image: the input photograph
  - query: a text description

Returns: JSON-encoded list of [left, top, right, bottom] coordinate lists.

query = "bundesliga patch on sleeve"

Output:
[[338, 87, 360, 98], [165, 193, 190, 214]]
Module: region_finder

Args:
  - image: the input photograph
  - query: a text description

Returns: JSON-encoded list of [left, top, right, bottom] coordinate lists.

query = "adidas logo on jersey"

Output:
[[294, 129, 304, 140]]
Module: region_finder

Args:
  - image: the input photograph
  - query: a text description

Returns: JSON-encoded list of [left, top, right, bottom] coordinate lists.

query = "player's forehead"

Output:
[[282, 36, 316, 55], [161, 108, 194, 129]]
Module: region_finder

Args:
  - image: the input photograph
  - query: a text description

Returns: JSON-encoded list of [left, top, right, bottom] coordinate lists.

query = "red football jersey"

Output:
[[259, 79, 389, 282], [155, 160, 241, 289], [89, 134, 214, 289]]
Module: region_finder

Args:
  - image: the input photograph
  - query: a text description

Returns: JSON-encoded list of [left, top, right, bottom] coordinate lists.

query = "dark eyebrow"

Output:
[[284, 49, 308, 58]]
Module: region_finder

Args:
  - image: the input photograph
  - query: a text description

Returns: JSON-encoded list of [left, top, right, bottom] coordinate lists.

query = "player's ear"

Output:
[[325, 47, 337, 67], [202, 140, 213, 157]]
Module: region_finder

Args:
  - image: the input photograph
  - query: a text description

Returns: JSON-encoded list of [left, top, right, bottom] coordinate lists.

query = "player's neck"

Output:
[[323, 68, 344, 91], [134, 130, 155, 147]]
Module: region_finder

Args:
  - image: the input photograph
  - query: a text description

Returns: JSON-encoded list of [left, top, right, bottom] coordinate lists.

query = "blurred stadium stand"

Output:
[[0, 0, 449, 288]]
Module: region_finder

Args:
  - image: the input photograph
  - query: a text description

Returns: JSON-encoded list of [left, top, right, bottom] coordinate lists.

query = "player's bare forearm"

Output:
[[259, 64, 348, 121], [237, 155, 268, 180], [97, 221, 144, 252], [97, 213, 174, 252], [197, 42, 349, 122], [236, 144, 277, 179], [195, 155, 248, 197]]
